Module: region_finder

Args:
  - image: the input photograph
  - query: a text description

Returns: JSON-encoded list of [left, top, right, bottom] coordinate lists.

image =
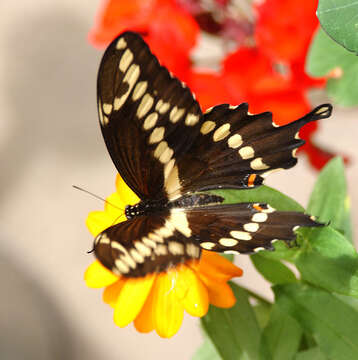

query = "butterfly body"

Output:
[[94, 31, 332, 278], [125, 193, 225, 219]]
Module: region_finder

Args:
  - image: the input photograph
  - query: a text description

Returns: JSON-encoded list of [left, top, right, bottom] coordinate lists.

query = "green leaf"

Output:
[[260, 304, 302, 360], [295, 347, 328, 360], [254, 241, 299, 262], [334, 293, 358, 312], [211, 185, 304, 212], [192, 336, 222, 360], [296, 226, 358, 297], [253, 302, 272, 329], [317, 0, 358, 53], [221, 253, 234, 262], [307, 28, 358, 106], [308, 157, 352, 242], [274, 283, 358, 360], [201, 283, 262, 360], [251, 254, 297, 284]]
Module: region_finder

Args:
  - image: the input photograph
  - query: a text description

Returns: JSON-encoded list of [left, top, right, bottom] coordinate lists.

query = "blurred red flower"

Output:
[[89, 0, 199, 78], [254, 0, 319, 62]]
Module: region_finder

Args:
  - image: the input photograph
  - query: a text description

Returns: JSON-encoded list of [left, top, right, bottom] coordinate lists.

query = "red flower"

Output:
[[89, 0, 199, 78], [187, 70, 237, 111], [254, 0, 319, 62], [222, 47, 311, 125]]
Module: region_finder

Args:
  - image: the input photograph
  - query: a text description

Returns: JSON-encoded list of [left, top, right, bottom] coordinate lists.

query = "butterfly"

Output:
[[94, 31, 332, 278]]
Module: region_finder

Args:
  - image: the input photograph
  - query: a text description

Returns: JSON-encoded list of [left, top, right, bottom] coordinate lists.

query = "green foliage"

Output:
[[295, 347, 328, 360], [296, 226, 358, 297], [211, 186, 303, 212], [201, 284, 262, 360], [251, 254, 297, 285], [196, 158, 358, 360], [307, 157, 352, 242], [307, 28, 358, 106], [260, 305, 302, 360], [274, 283, 358, 360], [317, 0, 358, 53]]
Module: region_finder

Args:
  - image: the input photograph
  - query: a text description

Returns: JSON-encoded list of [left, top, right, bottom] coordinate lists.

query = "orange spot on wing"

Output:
[[248, 174, 256, 187], [253, 204, 263, 211]]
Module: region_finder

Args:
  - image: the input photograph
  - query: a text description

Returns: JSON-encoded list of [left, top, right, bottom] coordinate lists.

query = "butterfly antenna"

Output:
[[72, 185, 124, 212], [87, 247, 95, 254]]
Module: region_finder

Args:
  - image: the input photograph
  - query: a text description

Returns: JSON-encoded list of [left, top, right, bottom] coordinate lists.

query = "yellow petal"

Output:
[[152, 272, 185, 338], [197, 251, 243, 282], [113, 274, 156, 328], [115, 174, 140, 206], [102, 278, 126, 308], [134, 287, 156, 333], [105, 192, 127, 220], [86, 210, 116, 237], [199, 274, 236, 308], [176, 265, 209, 317], [84, 260, 119, 288]]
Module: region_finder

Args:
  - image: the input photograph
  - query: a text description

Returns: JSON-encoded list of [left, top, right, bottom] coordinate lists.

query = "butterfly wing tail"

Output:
[[168, 103, 332, 197]]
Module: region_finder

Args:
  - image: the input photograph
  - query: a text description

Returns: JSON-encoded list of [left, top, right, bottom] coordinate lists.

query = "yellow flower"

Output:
[[85, 174, 243, 338]]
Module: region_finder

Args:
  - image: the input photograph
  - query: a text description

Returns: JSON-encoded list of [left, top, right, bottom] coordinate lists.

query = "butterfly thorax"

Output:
[[124, 199, 167, 219], [125, 193, 224, 220]]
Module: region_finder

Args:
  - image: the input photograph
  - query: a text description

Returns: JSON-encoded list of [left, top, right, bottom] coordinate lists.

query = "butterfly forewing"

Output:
[[97, 32, 202, 200]]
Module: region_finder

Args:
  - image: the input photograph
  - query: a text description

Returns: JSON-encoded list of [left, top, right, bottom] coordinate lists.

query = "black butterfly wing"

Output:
[[97, 31, 202, 200], [94, 202, 321, 277], [184, 202, 322, 254], [94, 211, 201, 277], [98, 31, 332, 201], [169, 103, 332, 196]]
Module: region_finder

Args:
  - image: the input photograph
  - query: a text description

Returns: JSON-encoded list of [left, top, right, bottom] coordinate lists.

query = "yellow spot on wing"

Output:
[[185, 113, 200, 126], [230, 231, 252, 240], [149, 127, 165, 144], [250, 157, 269, 170], [213, 123, 231, 142], [143, 112, 158, 130], [137, 94, 154, 118], [239, 146, 255, 160], [219, 238, 239, 247], [119, 49, 133, 72], [116, 37, 127, 49], [200, 121, 216, 134], [228, 134, 243, 148], [132, 81, 148, 101]]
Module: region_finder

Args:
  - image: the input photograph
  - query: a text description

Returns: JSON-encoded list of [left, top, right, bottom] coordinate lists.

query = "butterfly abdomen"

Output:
[[169, 193, 224, 209], [125, 193, 224, 219]]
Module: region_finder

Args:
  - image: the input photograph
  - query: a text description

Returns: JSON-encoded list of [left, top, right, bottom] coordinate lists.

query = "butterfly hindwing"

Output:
[[94, 200, 321, 277], [182, 202, 322, 254], [94, 211, 201, 277]]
